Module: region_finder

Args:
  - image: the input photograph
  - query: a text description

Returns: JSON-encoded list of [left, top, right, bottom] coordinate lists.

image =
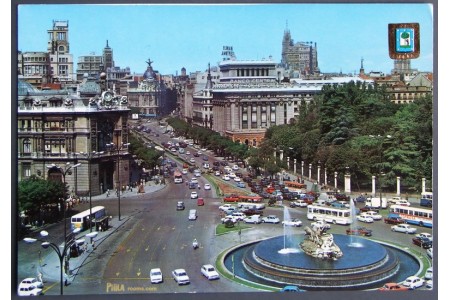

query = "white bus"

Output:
[[420, 192, 433, 207], [306, 205, 352, 225], [390, 205, 432, 228], [71, 206, 107, 231]]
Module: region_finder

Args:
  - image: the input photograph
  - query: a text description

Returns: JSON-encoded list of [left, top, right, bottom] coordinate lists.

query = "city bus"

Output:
[[306, 205, 352, 225], [174, 169, 183, 183], [284, 181, 307, 192], [420, 192, 433, 207], [390, 205, 432, 228], [71, 206, 107, 231]]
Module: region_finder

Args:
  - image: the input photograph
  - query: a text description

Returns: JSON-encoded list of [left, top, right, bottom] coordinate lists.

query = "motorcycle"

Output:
[[193, 239, 199, 249]]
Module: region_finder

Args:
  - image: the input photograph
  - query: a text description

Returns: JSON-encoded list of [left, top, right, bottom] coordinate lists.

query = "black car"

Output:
[[412, 236, 432, 249]]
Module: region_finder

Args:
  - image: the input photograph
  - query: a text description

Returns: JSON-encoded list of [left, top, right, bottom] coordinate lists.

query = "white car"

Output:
[[17, 284, 42, 296], [232, 165, 239, 170], [424, 267, 433, 280], [282, 218, 302, 227], [186, 151, 191, 155], [19, 277, 43, 288], [201, 264, 220, 280], [219, 204, 236, 211], [190, 158, 196, 163], [233, 177, 241, 182], [190, 191, 198, 199], [172, 269, 190, 285], [181, 169, 188, 175], [150, 268, 163, 284], [190, 178, 198, 184], [361, 211, 382, 221], [402, 276, 425, 289], [290, 200, 308, 208], [222, 175, 230, 181], [221, 215, 238, 224], [357, 214, 374, 223], [416, 232, 433, 242], [262, 215, 280, 224], [215, 171, 221, 176], [228, 172, 236, 178], [204, 183, 211, 190], [391, 224, 417, 234]]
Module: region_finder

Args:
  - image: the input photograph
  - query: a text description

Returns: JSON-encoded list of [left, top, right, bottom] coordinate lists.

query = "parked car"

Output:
[[361, 211, 382, 220], [19, 278, 43, 289], [262, 215, 280, 224], [236, 182, 246, 188], [379, 283, 409, 291], [190, 191, 198, 199], [150, 268, 163, 284], [17, 284, 42, 296], [391, 224, 417, 234], [230, 212, 246, 221], [402, 276, 425, 289], [282, 218, 302, 227], [172, 269, 190, 285], [221, 215, 238, 224], [427, 247, 433, 259], [346, 226, 372, 236], [222, 175, 230, 181], [384, 213, 405, 225], [412, 236, 432, 249], [243, 215, 263, 224], [416, 232, 433, 242], [356, 214, 374, 223], [200, 264, 220, 280], [219, 204, 236, 212], [290, 200, 309, 208]]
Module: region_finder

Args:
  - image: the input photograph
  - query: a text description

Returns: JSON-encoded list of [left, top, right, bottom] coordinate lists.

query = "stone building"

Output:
[[17, 75, 131, 197]]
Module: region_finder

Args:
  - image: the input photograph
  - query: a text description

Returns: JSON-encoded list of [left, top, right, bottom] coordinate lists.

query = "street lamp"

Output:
[[107, 142, 130, 221], [23, 229, 97, 295]]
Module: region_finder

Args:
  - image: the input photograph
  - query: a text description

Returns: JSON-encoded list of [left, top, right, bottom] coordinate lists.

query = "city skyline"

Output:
[[17, 2, 434, 76]]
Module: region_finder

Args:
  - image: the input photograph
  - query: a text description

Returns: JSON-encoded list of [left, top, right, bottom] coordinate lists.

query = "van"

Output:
[[188, 209, 197, 220], [243, 215, 262, 224]]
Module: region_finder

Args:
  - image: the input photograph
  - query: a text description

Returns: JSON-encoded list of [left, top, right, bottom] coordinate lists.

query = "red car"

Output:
[[197, 198, 204, 206], [346, 226, 372, 236], [379, 283, 409, 291]]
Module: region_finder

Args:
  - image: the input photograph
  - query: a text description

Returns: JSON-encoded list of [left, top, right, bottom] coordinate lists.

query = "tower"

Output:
[[47, 20, 70, 54], [103, 40, 114, 70], [281, 22, 293, 67], [359, 57, 365, 75]]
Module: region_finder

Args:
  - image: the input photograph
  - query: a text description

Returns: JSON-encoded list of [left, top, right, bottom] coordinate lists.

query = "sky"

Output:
[[16, 2, 434, 76]]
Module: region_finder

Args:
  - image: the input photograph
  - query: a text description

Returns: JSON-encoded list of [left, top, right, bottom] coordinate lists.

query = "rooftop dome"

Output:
[[18, 79, 39, 96]]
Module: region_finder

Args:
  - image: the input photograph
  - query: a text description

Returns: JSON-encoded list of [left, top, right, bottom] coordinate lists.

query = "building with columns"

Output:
[[17, 74, 131, 197], [209, 58, 371, 147]]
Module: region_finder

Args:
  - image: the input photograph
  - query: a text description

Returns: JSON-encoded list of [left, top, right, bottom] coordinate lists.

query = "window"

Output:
[[251, 106, 257, 128], [22, 163, 31, 178], [242, 106, 248, 128], [23, 138, 32, 154]]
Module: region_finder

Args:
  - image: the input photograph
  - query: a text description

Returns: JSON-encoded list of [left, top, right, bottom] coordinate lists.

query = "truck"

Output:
[[365, 197, 387, 209], [384, 213, 405, 225]]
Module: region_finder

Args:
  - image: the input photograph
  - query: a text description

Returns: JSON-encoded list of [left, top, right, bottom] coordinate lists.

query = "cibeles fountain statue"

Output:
[[301, 225, 343, 259]]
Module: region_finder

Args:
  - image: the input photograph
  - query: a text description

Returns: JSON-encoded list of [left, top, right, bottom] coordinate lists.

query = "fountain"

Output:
[[222, 204, 420, 290]]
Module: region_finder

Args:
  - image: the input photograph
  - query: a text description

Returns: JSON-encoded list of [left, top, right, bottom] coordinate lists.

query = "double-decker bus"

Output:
[[71, 206, 107, 231], [390, 205, 432, 228], [420, 192, 433, 207], [174, 169, 183, 183], [306, 205, 352, 225]]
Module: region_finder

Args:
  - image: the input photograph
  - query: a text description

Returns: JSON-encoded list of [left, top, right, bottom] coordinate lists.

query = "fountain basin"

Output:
[[223, 234, 419, 290]]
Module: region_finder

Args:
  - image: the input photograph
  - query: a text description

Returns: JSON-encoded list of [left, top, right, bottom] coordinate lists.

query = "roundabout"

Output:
[[219, 234, 422, 291]]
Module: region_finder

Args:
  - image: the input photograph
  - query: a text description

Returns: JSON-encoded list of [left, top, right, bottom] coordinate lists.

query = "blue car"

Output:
[[236, 182, 246, 188], [280, 285, 305, 292]]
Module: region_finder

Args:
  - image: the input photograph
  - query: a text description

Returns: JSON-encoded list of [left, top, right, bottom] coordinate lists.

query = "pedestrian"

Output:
[[99, 225, 102, 232], [106, 189, 110, 197], [37, 272, 43, 284]]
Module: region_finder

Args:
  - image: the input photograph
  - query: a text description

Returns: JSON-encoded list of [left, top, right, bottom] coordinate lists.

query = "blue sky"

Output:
[[17, 3, 434, 76]]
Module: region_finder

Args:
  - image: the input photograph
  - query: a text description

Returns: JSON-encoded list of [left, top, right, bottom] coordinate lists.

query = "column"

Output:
[[372, 176, 376, 196], [309, 163, 312, 179], [273, 149, 277, 159], [334, 172, 338, 190], [317, 164, 321, 185], [324, 168, 327, 187], [396, 176, 401, 196], [279, 150, 284, 162], [422, 177, 426, 194], [293, 159, 297, 174], [301, 161, 304, 178], [344, 174, 351, 193], [287, 157, 290, 170]]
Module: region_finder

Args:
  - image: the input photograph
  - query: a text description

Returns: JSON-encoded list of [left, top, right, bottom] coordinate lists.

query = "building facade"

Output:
[[17, 75, 131, 197], [281, 28, 319, 77], [47, 20, 75, 84]]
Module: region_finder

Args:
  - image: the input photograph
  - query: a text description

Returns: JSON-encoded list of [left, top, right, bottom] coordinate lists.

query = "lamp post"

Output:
[[23, 229, 97, 295], [107, 142, 130, 221]]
